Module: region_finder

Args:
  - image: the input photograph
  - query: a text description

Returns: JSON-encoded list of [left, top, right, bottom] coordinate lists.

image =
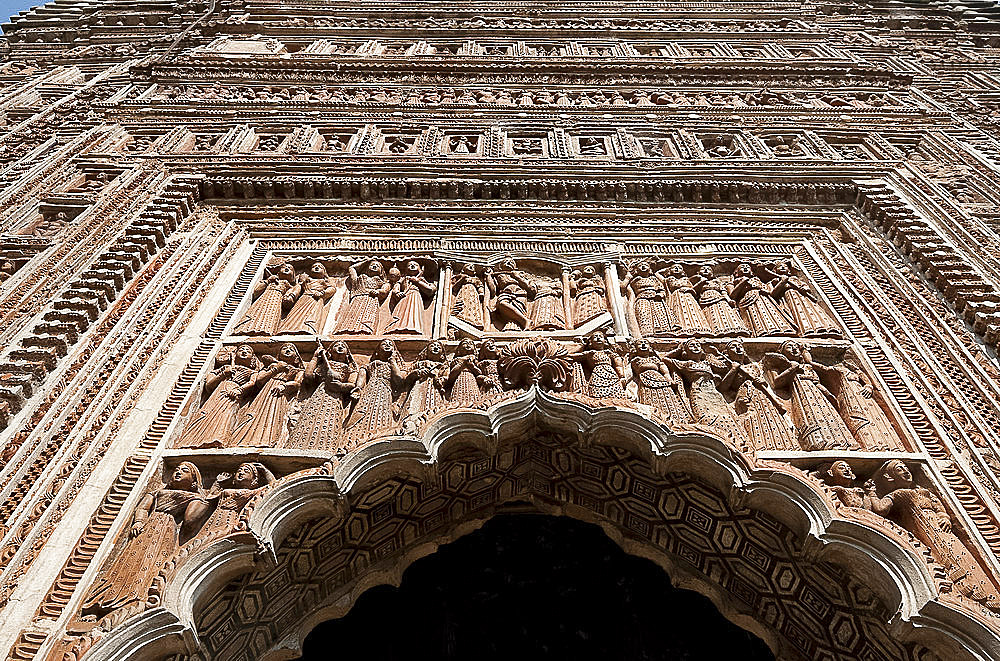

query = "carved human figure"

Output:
[[486, 258, 530, 331], [451, 264, 485, 329], [569, 266, 608, 326], [81, 462, 208, 619], [812, 460, 868, 508], [335, 259, 391, 335], [477, 338, 503, 398], [767, 341, 859, 451], [728, 262, 796, 337], [282, 340, 357, 452], [446, 338, 483, 404], [343, 340, 406, 444], [691, 264, 749, 336], [231, 343, 304, 448], [662, 263, 711, 335], [570, 331, 626, 399], [527, 275, 566, 331], [234, 261, 296, 335], [763, 262, 840, 337], [385, 260, 436, 335], [719, 339, 795, 451], [199, 463, 276, 539], [404, 341, 449, 417], [834, 359, 901, 451], [667, 340, 749, 448], [622, 261, 676, 336], [628, 339, 692, 423], [868, 460, 1000, 613], [176, 344, 261, 449], [278, 262, 337, 334]]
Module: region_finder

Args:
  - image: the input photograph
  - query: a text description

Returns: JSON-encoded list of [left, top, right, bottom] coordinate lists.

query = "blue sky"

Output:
[[0, 0, 39, 23]]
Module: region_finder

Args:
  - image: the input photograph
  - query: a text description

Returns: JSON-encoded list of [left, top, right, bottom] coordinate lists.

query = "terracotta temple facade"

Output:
[[1, 0, 1000, 658]]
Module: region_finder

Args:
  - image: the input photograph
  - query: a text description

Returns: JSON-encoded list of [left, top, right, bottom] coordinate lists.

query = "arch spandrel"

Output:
[[71, 400, 1000, 661]]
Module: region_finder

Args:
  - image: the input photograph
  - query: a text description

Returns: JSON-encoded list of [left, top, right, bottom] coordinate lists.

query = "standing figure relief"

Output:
[[570, 331, 626, 399], [621, 259, 677, 336], [231, 342, 305, 448], [691, 263, 749, 336], [334, 258, 392, 335], [281, 339, 358, 453], [451, 263, 486, 329], [719, 338, 796, 452], [82, 462, 209, 621], [728, 261, 797, 337], [568, 265, 609, 327], [662, 263, 712, 336], [342, 339, 407, 447], [816, 460, 1000, 614], [234, 259, 296, 335], [175, 343, 262, 449], [385, 259, 437, 335], [761, 260, 841, 337], [627, 338, 693, 423], [279, 262, 338, 335], [665, 339, 750, 449], [765, 341, 859, 451]]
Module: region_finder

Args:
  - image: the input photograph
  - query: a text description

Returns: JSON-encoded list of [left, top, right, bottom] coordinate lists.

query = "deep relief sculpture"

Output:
[[815, 460, 1000, 614]]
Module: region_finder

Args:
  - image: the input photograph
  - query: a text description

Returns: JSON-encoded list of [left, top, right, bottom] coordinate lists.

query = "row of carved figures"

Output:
[[175, 335, 904, 456], [155, 84, 897, 110], [79, 456, 1000, 624], [234, 257, 842, 340], [815, 459, 1000, 614]]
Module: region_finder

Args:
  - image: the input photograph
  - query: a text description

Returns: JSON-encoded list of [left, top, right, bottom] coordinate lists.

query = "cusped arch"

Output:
[[82, 392, 1000, 661]]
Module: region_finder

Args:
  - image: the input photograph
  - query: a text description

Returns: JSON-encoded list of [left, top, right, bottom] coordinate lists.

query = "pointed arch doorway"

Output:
[[295, 512, 775, 660]]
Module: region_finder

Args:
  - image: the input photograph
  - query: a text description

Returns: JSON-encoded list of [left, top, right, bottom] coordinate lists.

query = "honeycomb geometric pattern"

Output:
[[193, 434, 913, 661]]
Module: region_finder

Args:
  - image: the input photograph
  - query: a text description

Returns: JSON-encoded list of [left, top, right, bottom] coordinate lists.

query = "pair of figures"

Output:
[[621, 260, 839, 339], [334, 258, 436, 335], [452, 261, 608, 331], [818, 460, 1000, 614], [81, 462, 275, 621], [175, 342, 306, 450], [234, 260, 336, 335]]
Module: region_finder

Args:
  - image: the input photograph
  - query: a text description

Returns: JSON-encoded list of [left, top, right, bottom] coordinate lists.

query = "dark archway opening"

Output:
[[298, 513, 775, 661]]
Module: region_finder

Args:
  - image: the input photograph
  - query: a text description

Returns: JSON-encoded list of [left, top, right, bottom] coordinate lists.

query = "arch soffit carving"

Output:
[[84, 390, 1000, 661]]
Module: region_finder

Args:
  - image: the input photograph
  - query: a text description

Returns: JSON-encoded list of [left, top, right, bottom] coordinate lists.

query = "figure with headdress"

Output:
[[385, 259, 436, 335], [833, 357, 901, 451], [279, 262, 337, 334], [811, 460, 868, 509], [569, 266, 608, 327], [175, 344, 262, 449], [627, 339, 692, 423], [662, 263, 711, 335], [867, 460, 1000, 613], [570, 331, 626, 399], [282, 340, 358, 452], [234, 260, 296, 335], [343, 340, 406, 446], [667, 339, 749, 448], [403, 340, 449, 416], [765, 341, 858, 451], [622, 260, 676, 336], [762, 261, 840, 337], [231, 343, 304, 448], [719, 339, 795, 451], [199, 462, 276, 539], [728, 261, 796, 337], [451, 264, 486, 329], [477, 338, 503, 399], [81, 462, 208, 620], [334, 259, 391, 335], [447, 338, 483, 404], [691, 263, 749, 336], [527, 275, 566, 331]]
